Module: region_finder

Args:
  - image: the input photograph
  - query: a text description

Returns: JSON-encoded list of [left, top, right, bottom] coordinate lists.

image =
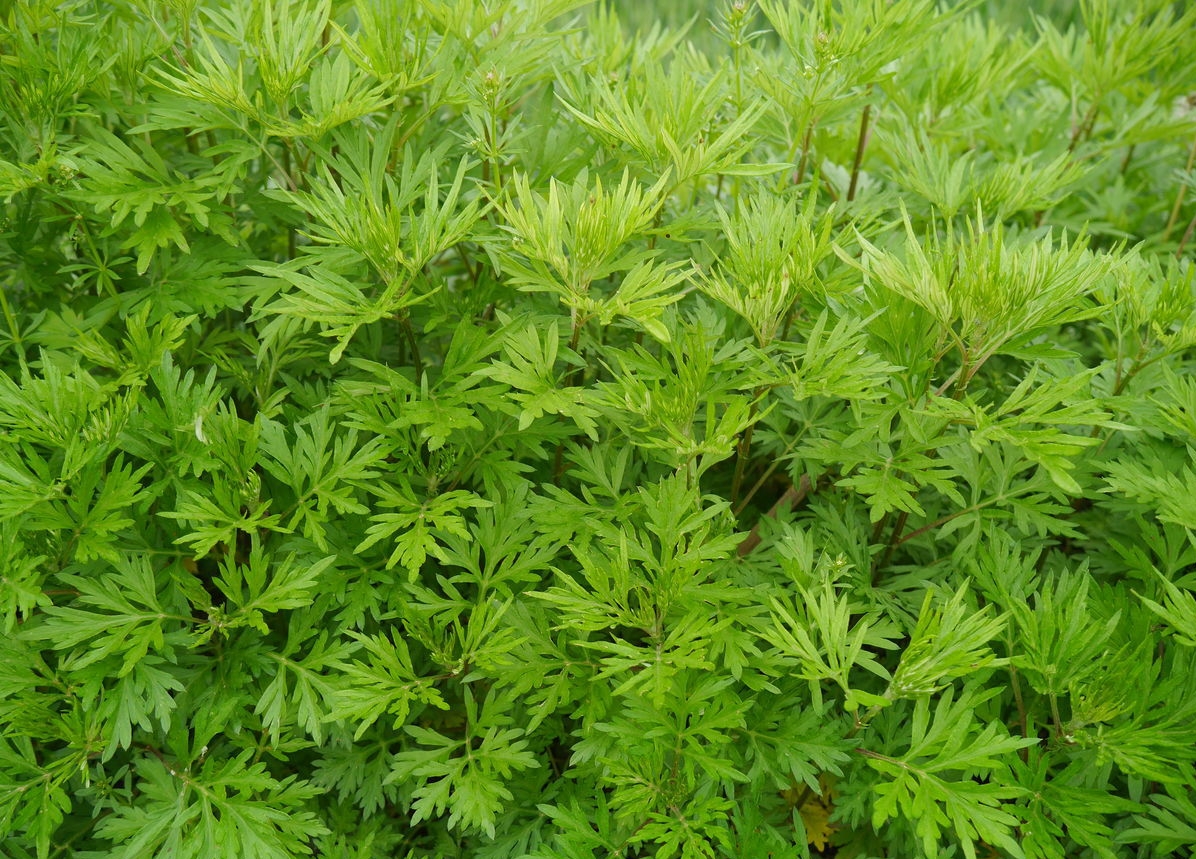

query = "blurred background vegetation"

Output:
[[602, 0, 1088, 49]]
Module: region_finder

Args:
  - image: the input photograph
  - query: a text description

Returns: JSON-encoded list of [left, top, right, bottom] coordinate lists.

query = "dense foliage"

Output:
[[3, 0, 1196, 857]]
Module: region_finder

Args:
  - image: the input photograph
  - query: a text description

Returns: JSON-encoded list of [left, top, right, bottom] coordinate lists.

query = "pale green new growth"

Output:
[[2, 1, 1196, 858]]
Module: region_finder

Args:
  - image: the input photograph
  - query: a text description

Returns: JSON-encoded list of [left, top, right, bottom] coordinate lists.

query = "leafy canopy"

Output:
[[2, 0, 1196, 858]]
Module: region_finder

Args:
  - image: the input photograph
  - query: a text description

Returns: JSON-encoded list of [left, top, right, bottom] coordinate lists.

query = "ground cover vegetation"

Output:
[[2, 0, 1196, 856]]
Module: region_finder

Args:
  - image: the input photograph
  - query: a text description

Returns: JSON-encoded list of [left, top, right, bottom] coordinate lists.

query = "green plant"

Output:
[[2, 1, 1196, 857]]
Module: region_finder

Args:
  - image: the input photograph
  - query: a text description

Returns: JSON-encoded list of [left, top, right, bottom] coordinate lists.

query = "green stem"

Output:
[[553, 314, 587, 485], [1049, 692, 1065, 740], [870, 510, 891, 545], [1035, 98, 1103, 227], [49, 808, 103, 858], [399, 314, 424, 382], [872, 509, 909, 581], [854, 746, 916, 772], [794, 120, 816, 186], [445, 416, 516, 493], [180, 5, 192, 57], [71, 219, 117, 296], [1177, 210, 1196, 259], [1163, 131, 1196, 242], [283, 144, 297, 258], [609, 818, 652, 859], [730, 389, 765, 506], [1118, 142, 1136, 175], [455, 244, 480, 288], [732, 34, 743, 113], [0, 281, 27, 369], [482, 84, 505, 196], [1009, 663, 1030, 762], [1067, 99, 1101, 156]]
